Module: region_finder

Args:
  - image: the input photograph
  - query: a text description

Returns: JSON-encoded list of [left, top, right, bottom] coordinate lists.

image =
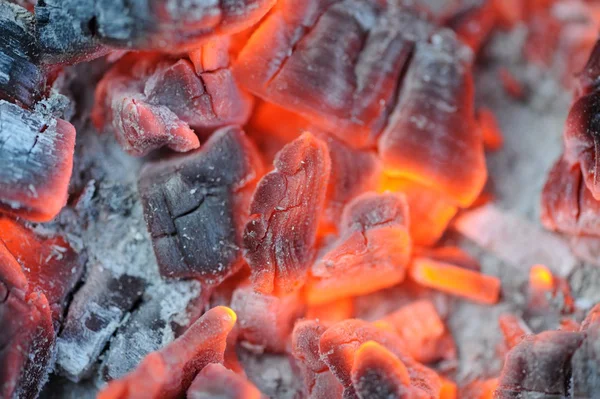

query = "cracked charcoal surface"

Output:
[[0, 100, 76, 222], [36, 0, 275, 54], [0, 2, 45, 107], [139, 126, 262, 284], [243, 132, 331, 294], [235, 0, 433, 148]]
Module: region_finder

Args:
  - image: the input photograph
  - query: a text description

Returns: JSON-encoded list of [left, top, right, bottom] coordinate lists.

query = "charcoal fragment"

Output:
[[187, 363, 262, 399], [243, 132, 331, 294], [378, 30, 486, 207], [306, 192, 411, 304], [571, 305, 600, 397], [234, 1, 433, 147], [0, 2, 45, 108], [0, 100, 76, 221], [139, 126, 262, 284], [98, 306, 237, 399], [93, 45, 251, 156]]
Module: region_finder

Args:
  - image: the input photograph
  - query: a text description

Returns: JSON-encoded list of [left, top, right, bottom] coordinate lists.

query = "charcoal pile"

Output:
[[2, 0, 600, 398]]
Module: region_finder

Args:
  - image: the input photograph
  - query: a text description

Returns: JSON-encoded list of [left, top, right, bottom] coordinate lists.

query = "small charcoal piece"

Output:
[[498, 314, 532, 350], [381, 175, 458, 246], [98, 306, 237, 399], [563, 90, 600, 201], [291, 320, 344, 399], [243, 132, 331, 294], [100, 280, 201, 381], [187, 363, 262, 399], [230, 283, 305, 353], [0, 100, 76, 222], [139, 126, 262, 284], [321, 134, 382, 233], [0, 241, 55, 399], [0, 2, 45, 107], [55, 266, 146, 382], [494, 330, 584, 398], [445, 0, 496, 54], [351, 341, 417, 399], [92, 42, 252, 156], [572, 305, 600, 397], [0, 217, 85, 325], [306, 192, 411, 305], [378, 30, 486, 208], [541, 157, 600, 236], [234, 1, 433, 147], [37, 0, 275, 54], [319, 319, 441, 398]]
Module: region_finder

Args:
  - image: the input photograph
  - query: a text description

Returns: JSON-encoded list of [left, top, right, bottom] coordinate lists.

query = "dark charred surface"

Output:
[[243, 132, 330, 295], [378, 30, 485, 207], [0, 2, 45, 107], [0, 100, 76, 222], [139, 126, 262, 284], [234, 0, 433, 147]]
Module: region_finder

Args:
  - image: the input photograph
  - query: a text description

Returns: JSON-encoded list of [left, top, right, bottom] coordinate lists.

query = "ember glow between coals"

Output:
[[2, 0, 600, 398]]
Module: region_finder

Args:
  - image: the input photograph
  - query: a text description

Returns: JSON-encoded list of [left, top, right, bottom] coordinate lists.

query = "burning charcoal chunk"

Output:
[[139, 127, 262, 284], [378, 30, 486, 207], [235, 1, 433, 147], [306, 297, 354, 324], [498, 314, 532, 350], [0, 242, 55, 399], [445, 0, 496, 54], [101, 280, 201, 381], [495, 331, 584, 398], [0, 2, 45, 107], [410, 257, 500, 304], [35, 0, 110, 65], [0, 217, 85, 325], [477, 107, 504, 151], [306, 192, 411, 304], [291, 320, 344, 399], [563, 90, 600, 200], [93, 48, 251, 156], [98, 306, 237, 399], [375, 300, 447, 364], [319, 319, 441, 398], [187, 363, 262, 399], [230, 283, 305, 353], [55, 266, 146, 382], [243, 132, 331, 294], [0, 100, 76, 221], [351, 341, 421, 399], [380, 176, 458, 246], [571, 307, 600, 397], [541, 157, 600, 236], [577, 38, 600, 95], [37, 0, 275, 54], [321, 134, 383, 233]]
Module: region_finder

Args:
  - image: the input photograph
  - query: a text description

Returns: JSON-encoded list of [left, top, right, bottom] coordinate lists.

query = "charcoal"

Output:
[[55, 266, 146, 382], [234, 1, 433, 147], [139, 126, 262, 284], [495, 331, 584, 398], [319, 319, 441, 398], [36, 0, 275, 54], [243, 132, 331, 294], [0, 241, 55, 399], [0, 2, 45, 108], [351, 341, 416, 399], [306, 192, 411, 304], [571, 306, 600, 397], [291, 320, 344, 399], [230, 283, 305, 353], [100, 280, 201, 381], [0, 100, 76, 222], [322, 134, 382, 233], [92, 46, 251, 156], [577, 38, 600, 94], [445, 0, 496, 54], [378, 30, 486, 208], [563, 90, 600, 200], [0, 217, 85, 325], [187, 363, 262, 399], [98, 306, 237, 399]]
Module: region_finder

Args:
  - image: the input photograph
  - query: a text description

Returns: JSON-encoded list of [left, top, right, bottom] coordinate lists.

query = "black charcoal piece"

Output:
[[139, 126, 261, 285], [0, 100, 76, 222], [0, 2, 45, 107]]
